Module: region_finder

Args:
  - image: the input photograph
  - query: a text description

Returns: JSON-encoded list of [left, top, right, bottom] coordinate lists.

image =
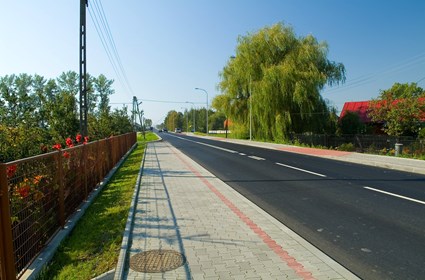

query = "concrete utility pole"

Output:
[[132, 96, 137, 130], [79, 0, 88, 137]]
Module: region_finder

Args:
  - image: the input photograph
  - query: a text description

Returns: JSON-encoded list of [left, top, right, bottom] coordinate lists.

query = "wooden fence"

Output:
[[0, 132, 137, 279]]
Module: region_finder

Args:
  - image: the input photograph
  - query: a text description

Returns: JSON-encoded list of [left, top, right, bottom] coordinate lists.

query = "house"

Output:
[[339, 101, 372, 123], [340, 98, 425, 134]]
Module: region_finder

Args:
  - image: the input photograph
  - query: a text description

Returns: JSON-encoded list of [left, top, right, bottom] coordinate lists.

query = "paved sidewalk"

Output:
[[115, 141, 359, 280]]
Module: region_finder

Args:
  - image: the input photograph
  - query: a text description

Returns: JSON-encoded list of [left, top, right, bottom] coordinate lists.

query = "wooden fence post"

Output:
[[0, 164, 17, 279]]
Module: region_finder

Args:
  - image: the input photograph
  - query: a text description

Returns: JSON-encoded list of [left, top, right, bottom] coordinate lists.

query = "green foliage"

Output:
[[368, 82, 425, 137], [379, 82, 424, 99], [419, 127, 425, 139], [338, 142, 355, 151], [0, 72, 133, 162], [94, 74, 114, 115], [144, 118, 153, 129], [209, 111, 226, 130], [164, 110, 182, 131], [338, 111, 365, 135], [215, 22, 345, 141]]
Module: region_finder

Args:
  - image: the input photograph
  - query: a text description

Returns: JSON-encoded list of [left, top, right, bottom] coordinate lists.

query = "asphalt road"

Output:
[[159, 132, 425, 280]]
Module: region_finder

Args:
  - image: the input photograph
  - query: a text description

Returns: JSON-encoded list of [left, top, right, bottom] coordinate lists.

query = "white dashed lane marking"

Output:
[[275, 162, 327, 177]]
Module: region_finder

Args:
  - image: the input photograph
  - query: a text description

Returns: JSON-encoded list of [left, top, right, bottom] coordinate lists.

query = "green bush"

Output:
[[338, 142, 355, 151]]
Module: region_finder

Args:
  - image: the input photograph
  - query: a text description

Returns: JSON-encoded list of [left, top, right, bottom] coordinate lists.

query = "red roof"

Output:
[[340, 98, 425, 123], [340, 101, 372, 123]]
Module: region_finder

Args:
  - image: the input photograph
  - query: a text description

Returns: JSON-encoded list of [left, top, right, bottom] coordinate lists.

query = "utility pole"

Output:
[[132, 96, 137, 130], [79, 0, 88, 137], [135, 99, 145, 140]]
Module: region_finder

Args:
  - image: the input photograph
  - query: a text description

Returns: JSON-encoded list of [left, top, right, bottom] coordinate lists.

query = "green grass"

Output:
[[37, 132, 158, 280], [139, 131, 158, 141]]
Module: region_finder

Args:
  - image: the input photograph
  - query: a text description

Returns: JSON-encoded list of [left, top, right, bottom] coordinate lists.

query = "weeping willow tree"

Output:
[[216, 23, 345, 141]]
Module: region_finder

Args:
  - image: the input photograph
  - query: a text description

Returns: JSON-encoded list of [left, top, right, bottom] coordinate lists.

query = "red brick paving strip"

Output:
[[278, 147, 352, 157]]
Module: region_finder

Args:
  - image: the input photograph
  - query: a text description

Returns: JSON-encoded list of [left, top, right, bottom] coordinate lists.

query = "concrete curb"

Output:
[[196, 135, 425, 175], [22, 143, 138, 280], [113, 145, 147, 280], [91, 269, 115, 280]]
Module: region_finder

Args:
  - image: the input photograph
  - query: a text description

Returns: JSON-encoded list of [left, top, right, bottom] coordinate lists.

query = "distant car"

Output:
[[163, 128, 168, 132], [175, 128, 182, 133], [158, 129, 163, 133]]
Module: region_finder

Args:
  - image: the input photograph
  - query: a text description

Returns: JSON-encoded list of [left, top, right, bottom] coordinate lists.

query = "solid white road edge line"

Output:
[[173, 134, 239, 153], [364, 186, 425, 205], [275, 162, 327, 177]]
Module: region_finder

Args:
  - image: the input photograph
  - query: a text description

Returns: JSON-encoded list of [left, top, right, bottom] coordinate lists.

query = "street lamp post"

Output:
[[185, 101, 196, 132], [249, 77, 252, 141], [195, 88, 208, 135]]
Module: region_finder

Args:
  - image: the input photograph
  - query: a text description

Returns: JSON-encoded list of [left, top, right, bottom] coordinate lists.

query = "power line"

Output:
[[96, 0, 135, 96], [324, 51, 425, 94], [88, 0, 135, 97], [417, 76, 425, 84], [88, 6, 124, 90], [111, 99, 204, 105]]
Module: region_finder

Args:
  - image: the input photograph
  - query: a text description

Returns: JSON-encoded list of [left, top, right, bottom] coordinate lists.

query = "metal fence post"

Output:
[[57, 152, 65, 228], [82, 144, 88, 198], [0, 164, 17, 279], [95, 141, 101, 183]]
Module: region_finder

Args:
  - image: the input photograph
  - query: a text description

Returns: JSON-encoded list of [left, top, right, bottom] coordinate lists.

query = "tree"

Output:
[[368, 82, 425, 137], [0, 74, 50, 161], [209, 111, 226, 130], [164, 110, 182, 131], [0, 71, 134, 161], [216, 22, 345, 141], [0, 74, 38, 128], [94, 74, 114, 115], [144, 119, 153, 129], [88, 74, 115, 138], [338, 111, 365, 135], [110, 106, 133, 135]]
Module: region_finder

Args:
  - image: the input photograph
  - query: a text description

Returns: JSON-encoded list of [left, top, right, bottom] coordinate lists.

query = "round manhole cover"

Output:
[[129, 250, 186, 273]]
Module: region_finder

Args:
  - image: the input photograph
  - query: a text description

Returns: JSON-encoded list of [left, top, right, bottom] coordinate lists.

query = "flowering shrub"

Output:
[[52, 143, 62, 150], [66, 138, 74, 148], [49, 134, 90, 159], [7, 164, 17, 178]]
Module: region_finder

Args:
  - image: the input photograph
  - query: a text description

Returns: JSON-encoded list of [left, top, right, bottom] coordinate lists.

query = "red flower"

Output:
[[63, 151, 71, 158], [76, 134, 82, 143], [7, 165, 17, 178], [66, 137, 74, 147], [17, 185, 30, 198], [83, 136, 89, 144], [52, 143, 62, 150]]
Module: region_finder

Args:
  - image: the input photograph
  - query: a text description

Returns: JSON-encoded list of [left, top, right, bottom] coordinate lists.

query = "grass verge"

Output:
[[37, 132, 158, 280]]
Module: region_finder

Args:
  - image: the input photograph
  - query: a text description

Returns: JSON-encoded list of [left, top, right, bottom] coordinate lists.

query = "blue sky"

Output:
[[1, 1, 424, 125]]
